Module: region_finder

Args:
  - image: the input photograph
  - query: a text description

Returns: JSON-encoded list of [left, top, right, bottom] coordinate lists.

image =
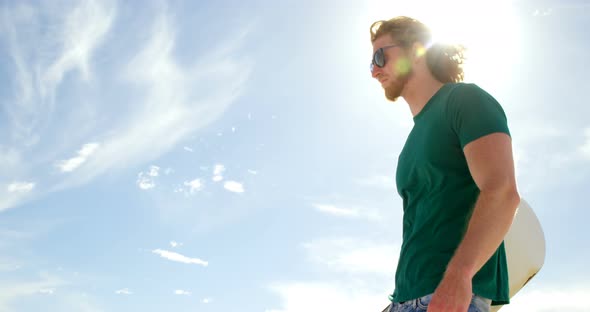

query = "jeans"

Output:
[[386, 294, 492, 312]]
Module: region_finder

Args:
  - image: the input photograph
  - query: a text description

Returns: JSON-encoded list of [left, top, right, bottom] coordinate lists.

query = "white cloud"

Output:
[[7, 182, 35, 193], [312, 204, 359, 218], [136, 172, 155, 190], [248, 169, 258, 175], [170, 241, 183, 248], [303, 238, 398, 275], [147, 166, 160, 177], [1, 182, 36, 211], [202, 298, 212, 304], [152, 249, 208, 266], [174, 290, 191, 296], [213, 164, 225, 182], [213, 164, 225, 175], [136, 165, 161, 190], [184, 179, 202, 194], [56, 143, 100, 172], [224, 181, 244, 193], [115, 288, 132, 295]]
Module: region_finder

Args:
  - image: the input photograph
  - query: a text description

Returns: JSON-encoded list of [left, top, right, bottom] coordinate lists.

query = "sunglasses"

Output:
[[370, 44, 401, 74]]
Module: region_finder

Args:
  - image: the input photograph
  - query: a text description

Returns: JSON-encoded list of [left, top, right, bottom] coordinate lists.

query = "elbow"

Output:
[[481, 182, 520, 213], [507, 188, 521, 214], [500, 184, 520, 214]]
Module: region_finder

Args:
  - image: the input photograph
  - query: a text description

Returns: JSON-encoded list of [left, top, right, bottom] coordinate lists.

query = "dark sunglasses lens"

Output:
[[373, 48, 384, 68]]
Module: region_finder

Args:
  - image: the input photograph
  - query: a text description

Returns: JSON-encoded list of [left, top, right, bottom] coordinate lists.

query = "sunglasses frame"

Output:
[[370, 44, 401, 73]]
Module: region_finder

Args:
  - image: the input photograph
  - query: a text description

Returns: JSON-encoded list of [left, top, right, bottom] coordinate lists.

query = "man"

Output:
[[370, 17, 520, 312]]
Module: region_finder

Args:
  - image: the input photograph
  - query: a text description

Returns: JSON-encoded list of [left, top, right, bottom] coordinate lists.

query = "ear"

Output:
[[411, 42, 426, 64]]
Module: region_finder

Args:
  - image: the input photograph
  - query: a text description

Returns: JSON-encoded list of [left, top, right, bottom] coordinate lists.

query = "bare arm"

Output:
[[428, 132, 520, 312], [446, 132, 520, 278]]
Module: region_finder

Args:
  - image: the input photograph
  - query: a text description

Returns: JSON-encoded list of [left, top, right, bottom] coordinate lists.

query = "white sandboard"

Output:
[[491, 198, 545, 311], [381, 198, 545, 312]]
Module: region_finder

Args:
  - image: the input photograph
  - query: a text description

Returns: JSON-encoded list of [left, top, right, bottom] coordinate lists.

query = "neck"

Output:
[[401, 71, 445, 117]]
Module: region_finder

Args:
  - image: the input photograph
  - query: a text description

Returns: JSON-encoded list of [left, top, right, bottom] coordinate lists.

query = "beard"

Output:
[[384, 71, 410, 102]]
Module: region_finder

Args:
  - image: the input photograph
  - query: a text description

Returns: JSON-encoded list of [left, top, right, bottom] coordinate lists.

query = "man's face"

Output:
[[371, 35, 411, 102]]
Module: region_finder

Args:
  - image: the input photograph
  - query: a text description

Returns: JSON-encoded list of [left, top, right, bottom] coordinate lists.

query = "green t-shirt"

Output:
[[391, 83, 510, 305]]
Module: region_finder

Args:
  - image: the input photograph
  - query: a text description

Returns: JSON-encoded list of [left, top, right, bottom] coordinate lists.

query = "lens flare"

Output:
[[395, 58, 411, 76]]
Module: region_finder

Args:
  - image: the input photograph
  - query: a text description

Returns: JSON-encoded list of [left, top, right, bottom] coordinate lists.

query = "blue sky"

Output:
[[1, 0, 589, 311]]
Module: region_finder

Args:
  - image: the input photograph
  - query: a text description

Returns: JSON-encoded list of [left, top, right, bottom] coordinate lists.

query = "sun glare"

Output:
[[364, 0, 521, 87]]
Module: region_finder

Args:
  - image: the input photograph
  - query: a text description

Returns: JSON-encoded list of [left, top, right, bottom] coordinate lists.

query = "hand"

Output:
[[427, 270, 472, 312]]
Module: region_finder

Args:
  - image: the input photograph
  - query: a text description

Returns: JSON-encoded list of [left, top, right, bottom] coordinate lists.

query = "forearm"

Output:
[[446, 189, 520, 279]]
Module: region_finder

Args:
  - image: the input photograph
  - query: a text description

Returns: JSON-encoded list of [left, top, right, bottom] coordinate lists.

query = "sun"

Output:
[[363, 0, 522, 87]]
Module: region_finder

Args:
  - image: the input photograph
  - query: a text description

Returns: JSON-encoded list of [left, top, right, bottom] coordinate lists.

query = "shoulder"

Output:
[[447, 83, 497, 104], [444, 82, 505, 116]]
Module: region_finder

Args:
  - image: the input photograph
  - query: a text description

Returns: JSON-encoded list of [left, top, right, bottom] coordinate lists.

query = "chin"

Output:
[[385, 86, 402, 102], [383, 75, 409, 102]]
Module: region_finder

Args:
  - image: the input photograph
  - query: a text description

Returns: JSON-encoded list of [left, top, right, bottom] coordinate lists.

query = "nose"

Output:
[[371, 63, 381, 78]]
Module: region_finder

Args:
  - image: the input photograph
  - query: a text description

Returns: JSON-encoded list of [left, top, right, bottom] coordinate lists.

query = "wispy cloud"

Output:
[[268, 238, 398, 312], [56, 143, 100, 172], [42, 0, 115, 93], [0, 273, 66, 310], [1, 183, 36, 212], [0, 147, 23, 176], [152, 249, 208, 266], [38, 288, 55, 295], [0, 258, 21, 272], [115, 288, 132, 295], [174, 290, 191, 296], [311, 202, 384, 222], [7, 182, 35, 193], [224, 181, 244, 193], [0, 2, 252, 211], [202, 298, 212, 304], [50, 10, 252, 192], [312, 204, 359, 218], [1, 1, 115, 147], [303, 238, 398, 275], [356, 175, 395, 190]]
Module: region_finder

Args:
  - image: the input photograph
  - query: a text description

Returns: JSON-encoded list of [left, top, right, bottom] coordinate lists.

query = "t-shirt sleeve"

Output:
[[446, 83, 511, 148]]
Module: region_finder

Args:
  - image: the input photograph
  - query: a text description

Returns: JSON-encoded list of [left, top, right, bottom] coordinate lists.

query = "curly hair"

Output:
[[370, 16, 466, 83]]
